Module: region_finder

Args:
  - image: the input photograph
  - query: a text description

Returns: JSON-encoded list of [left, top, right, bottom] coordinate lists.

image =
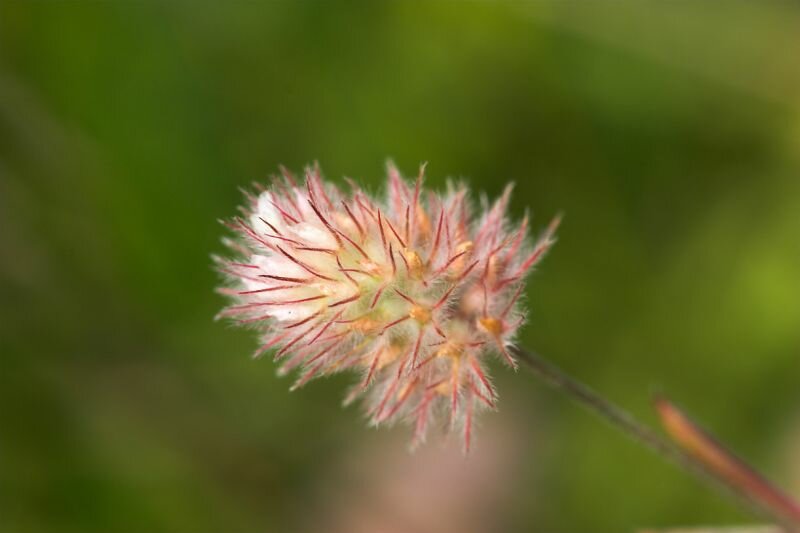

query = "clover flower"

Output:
[[215, 163, 558, 451]]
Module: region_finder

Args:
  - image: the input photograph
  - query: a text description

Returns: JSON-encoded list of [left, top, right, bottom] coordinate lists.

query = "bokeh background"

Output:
[[2, 2, 800, 532]]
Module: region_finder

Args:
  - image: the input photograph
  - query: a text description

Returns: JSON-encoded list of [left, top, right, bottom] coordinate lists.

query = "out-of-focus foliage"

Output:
[[1, 2, 799, 532]]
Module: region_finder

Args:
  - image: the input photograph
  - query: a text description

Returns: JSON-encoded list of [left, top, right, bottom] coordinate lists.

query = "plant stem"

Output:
[[510, 345, 800, 530]]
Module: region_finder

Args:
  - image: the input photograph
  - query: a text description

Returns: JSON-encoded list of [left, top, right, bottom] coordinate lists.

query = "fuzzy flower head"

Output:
[[216, 163, 558, 451]]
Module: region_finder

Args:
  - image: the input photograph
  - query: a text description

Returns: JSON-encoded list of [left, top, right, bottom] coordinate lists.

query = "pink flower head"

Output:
[[216, 163, 558, 451]]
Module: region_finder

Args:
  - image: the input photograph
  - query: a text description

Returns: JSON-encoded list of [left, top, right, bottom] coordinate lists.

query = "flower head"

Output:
[[216, 163, 558, 451]]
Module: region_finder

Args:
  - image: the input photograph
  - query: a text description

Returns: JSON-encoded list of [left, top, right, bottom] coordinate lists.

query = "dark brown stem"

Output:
[[511, 345, 800, 531]]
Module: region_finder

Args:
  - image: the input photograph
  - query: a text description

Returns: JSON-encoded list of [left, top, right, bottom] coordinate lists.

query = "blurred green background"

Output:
[[2, 2, 800, 532]]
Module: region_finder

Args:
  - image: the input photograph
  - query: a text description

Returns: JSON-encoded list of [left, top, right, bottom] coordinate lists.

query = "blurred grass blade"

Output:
[[655, 397, 800, 527], [513, 346, 799, 528]]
